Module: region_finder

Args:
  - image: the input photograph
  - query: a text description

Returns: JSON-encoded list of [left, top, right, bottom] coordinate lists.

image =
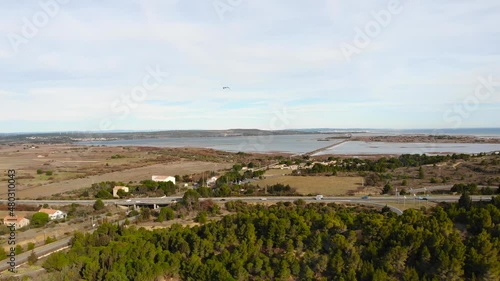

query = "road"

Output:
[[0, 216, 137, 275], [0, 194, 490, 206], [0, 237, 71, 273]]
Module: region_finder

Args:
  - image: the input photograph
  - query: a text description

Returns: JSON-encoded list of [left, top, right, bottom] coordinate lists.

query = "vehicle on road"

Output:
[[361, 196, 369, 199], [315, 195, 323, 200], [126, 199, 131, 202], [260, 198, 267, 201]]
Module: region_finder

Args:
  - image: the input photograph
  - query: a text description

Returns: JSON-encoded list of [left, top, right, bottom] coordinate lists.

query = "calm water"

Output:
[[77, 128, 500, 155], [78, 134, 340, 155], [313, 141, 500, 156]]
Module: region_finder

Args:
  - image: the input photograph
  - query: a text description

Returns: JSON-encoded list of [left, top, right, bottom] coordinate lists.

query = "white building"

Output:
[[152, 175, 176, 184], [39, 208, 67, 220], [206, 176, 218, 186], [3, 216, 30, 229], [113, 186, 129, 198]]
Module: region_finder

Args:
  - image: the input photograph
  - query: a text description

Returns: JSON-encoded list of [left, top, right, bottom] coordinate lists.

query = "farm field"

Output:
[[256, 175, 363, 195]]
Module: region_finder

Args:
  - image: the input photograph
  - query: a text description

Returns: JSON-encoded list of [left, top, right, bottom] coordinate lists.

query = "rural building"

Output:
[[152, 175, 176, 184], [206, 176, 218, 186], [2, 216, 30, 229], [113, 186, 129, 198], [39, 208, 67, 220]]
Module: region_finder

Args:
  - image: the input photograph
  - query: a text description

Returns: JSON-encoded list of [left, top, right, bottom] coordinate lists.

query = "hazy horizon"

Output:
[[2, 127, 500, 135]]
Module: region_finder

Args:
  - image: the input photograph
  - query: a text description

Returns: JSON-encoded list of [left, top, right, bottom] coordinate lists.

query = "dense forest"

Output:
[[40, 195, 500, 281]]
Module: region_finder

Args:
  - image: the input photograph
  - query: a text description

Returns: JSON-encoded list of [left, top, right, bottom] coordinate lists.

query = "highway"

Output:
[[0, 194, 490, 206]]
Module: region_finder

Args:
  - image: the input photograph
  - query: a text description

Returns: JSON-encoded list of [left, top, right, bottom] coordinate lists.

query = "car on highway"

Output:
[[126, 199, 131, 202], [260, 198, 267, 201], [361, 196, 369, 199]]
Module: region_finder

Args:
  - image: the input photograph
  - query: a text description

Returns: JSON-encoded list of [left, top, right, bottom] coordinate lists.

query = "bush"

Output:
[[45, 171, 53, 176], [93, 199, 105, 211], [28, 250, 38, 265], [15, 245, 23, 255], [95, 189, 113, 199], [45, 236, 57, 244], [42, 251, 69, 272], [37, 169, 43, 175], [194, 212, 208, 224]]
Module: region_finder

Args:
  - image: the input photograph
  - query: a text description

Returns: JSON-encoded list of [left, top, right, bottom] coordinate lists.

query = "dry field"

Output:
[[0, 144, 232, 199], [256, 175, 363, 195], [263, 168, 293, 176]]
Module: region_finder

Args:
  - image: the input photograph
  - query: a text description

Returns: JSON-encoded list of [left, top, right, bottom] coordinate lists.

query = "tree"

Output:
[[42, 251, 69, 272], [157, 207, 175, 222], [458, 192, 472, 210], [195, 212, 208, 224], [95, 189, 113, 199], [382, 183, 393, 194], [15, 245, 23, 255], [232, 164, 243, 172], [27, 242, 35, 250], [93, 199, 105, 211], [0, 247, 7, 260], [28, 250, 38, 265], [182, 174, 192, 182], [116, 189, 128, 198], [37, 169, 43, 174], [183, 189, 201, 210], [418, 167, 425, 179], [31, 212, 50, 227]]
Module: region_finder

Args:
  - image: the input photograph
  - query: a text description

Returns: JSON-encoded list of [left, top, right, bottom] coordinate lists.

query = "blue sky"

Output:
[[0, 0, 499, 133]]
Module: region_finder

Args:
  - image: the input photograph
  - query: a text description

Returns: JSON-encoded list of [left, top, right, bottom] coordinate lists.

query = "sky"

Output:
[[0, 0, 499, 133]]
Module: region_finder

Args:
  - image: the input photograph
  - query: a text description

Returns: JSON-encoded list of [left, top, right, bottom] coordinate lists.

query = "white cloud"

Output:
[[0, 0, 499, 131]]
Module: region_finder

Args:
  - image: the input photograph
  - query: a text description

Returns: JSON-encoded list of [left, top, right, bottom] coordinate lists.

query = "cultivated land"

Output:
[[256, 174, 364, 196]]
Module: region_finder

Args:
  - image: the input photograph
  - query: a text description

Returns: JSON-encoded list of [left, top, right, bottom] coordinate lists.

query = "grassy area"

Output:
[[256, 175, 363, 195]]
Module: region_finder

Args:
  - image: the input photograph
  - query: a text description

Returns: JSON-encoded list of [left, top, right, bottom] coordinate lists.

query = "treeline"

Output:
[[87, 180, 177, 199], [451, 183, 500, 195], [196, 183, 297, 197], [42, 196, 500, 280], [300, 153, 473, 175]]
